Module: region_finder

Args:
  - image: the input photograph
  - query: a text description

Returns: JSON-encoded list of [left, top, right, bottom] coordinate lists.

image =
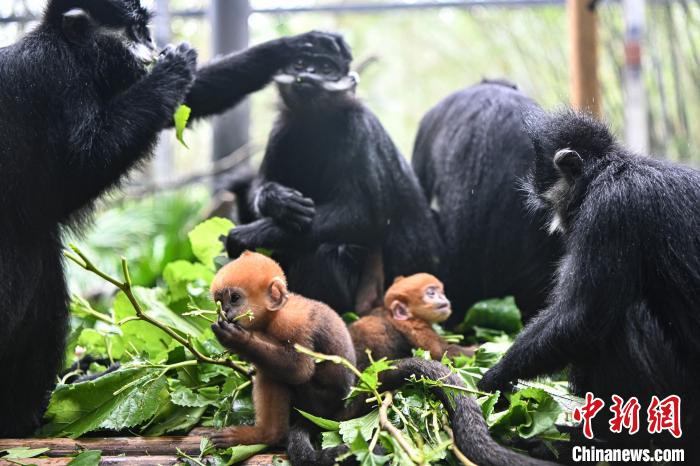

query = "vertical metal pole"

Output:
[[567, 0, 601, 117], [623, 0, 649, 154], [153, 0, 174, 185], [211, 0, 251, 161]]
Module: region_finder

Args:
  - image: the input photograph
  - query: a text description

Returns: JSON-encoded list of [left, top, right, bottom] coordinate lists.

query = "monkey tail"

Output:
[[381, 358, 559, 466], [287, 358, 559, 466]]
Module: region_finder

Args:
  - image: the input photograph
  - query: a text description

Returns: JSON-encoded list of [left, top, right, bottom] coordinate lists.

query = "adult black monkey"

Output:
[[479, 111, 700, 458], [412, 82, 562, 321], [223, 37, 443, 313], [0, 0, 343, 437]]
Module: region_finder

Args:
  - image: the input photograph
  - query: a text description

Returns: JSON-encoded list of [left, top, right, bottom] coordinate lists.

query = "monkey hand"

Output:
[[255, 182, 315, 231], [221, 227, 251, 259], [211, 319, 251, 350], [152, 42, 198, 99], [478, 362, 516, 394], [285, 31, 351, 63]]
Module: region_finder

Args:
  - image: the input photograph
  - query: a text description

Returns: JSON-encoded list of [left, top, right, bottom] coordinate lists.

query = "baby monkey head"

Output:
[[210, 251, 289, 331], [384, 273, 452, 324]]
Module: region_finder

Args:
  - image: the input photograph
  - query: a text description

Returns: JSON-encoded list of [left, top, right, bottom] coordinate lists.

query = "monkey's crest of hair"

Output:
[[211, 251, 287, 293], [383, 273, 442, 309]]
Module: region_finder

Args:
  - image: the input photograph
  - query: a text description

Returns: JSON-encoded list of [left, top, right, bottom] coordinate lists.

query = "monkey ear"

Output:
[[62, 8, 96, 45], [266, 277, 288, 311], [553, 149, 584, 180], [390, 300, 412, 321]]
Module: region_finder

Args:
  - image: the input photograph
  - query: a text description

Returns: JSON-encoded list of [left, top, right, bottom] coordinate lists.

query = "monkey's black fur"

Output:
[[479, 110, 700, 459], [412, 82, 562, 320], [225, 39, 443, 312], [0, 0, 341, 436], [287, 358, 558, 466]]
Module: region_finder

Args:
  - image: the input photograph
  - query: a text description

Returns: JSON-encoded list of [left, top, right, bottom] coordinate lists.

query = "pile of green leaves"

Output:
[[35, 216, 575, 465]]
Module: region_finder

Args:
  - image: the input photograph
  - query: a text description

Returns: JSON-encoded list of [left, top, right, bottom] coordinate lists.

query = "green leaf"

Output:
[[142, 401, 207, 436], [1, 447, 49, 459], [39, 367, 165, 438], [295, 409, 340, 431], [188, 218, 235, 269], [170, 382, 220, 408], [321, 431, 343, 449], [209, 444, 267, 466], [339, 409, 379, 444], [67, 450, 102, 466], [174, 104, 192, 148], [348, 432, 390, 466], [460, 296, 523, 334], [163, 261, 215, 302]]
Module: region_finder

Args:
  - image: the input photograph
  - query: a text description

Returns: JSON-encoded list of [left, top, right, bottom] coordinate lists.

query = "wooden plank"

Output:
[[1, 454, 287, 466], [0, 436, 204, 456], [567, 0, 601, 116]]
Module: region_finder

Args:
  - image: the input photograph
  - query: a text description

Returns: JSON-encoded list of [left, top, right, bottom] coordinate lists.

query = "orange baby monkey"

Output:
[[349, 273, 475, 369], [209, 251, 355, 447]]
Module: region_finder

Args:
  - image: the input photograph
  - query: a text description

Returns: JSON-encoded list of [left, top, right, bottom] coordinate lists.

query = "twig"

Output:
[[379, 392, 425, 465], [294, 344, 384, 405], [65, 244, 250, 376], [123, 142, 258, 197], [444, 425, 478, 466]]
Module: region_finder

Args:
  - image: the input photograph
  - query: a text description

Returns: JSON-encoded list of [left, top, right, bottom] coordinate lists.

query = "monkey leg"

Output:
[[211, 373, 291, 448], [355, 247, 385, 314]]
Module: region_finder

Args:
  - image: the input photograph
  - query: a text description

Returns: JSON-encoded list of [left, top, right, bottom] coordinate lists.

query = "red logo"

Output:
[[571, 394, 682, 439], [647, 395, 682, 438], [572, 392, 605, 439], [609, 395, 641, 435]]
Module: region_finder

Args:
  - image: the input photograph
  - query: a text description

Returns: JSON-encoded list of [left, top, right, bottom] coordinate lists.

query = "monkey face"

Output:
[[274, 36, 357, 111], [414, 284, 452, 323], [211, 252, 290, 331], [385, 274, 451, 324], [60, 1, 155, 61]]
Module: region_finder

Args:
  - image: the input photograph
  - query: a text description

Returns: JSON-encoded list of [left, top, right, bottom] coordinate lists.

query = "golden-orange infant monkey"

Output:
[[209, 251, 355, 447], [349, 273, 475, 369]]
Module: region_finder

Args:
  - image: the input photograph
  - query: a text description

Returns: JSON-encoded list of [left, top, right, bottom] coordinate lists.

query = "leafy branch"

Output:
[[64, 244, 249, 376], [294, 345, 429, 465]]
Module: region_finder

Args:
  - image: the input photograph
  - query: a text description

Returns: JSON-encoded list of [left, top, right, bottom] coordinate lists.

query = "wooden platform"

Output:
[[0, 436, 287, 465]]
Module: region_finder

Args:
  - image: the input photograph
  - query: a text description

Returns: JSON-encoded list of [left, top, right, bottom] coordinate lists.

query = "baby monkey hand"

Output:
[[212, 319, 251, 349]]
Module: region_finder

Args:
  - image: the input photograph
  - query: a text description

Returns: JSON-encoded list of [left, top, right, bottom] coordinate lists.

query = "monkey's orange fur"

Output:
[[209, 251, 355, 447], [350, 273, 475, 369]]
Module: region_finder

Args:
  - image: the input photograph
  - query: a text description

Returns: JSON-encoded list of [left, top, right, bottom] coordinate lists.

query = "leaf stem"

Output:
[[379, 392, 425, 465]]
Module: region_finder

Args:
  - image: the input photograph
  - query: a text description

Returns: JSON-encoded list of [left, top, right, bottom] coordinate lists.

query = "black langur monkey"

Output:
[[479, 111, 700, 458], [223, 36, 443, 313], [412, 82, 562, 321], [0, 0, 343, 437]]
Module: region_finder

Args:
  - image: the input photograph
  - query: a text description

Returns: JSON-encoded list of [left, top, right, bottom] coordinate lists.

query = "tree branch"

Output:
[[65, 244, 250, 376]]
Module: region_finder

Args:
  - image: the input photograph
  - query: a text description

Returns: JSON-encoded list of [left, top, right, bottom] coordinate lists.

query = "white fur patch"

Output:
[[273, 74, 295, 85], [130, 42, 156, 64]]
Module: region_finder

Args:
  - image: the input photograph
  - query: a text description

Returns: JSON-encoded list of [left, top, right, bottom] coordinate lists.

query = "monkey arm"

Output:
[[478, 307, 580, 392], [183, 31, 348, 121], [479, 223, 638, 392], [212, 321, 315, 385], [59, 45, 196, 220]]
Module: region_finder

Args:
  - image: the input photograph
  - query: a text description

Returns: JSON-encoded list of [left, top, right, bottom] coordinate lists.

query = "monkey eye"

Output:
[[294, 59, 306, 71], [425, 287, 437, 298], [321, 63, 332, 73], [230, 292, 241, 304]]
